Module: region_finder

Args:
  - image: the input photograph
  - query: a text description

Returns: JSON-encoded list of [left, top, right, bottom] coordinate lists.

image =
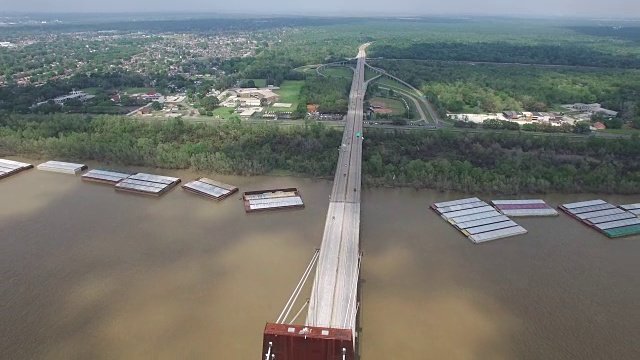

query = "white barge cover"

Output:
[[455, 215, 510, 230], [594, 218, 640, 231], [436, 201, 487, 214], [81, 169, 131, 183], [562, 199, 607, 209], [491, 199, 546, 205], [37, 160, 86, 174], [620, 204, 640, 216], [576, 208, 625, 220], [568, 203, 616, 214], [115, 178, 166, 193], [0, 159, 33, 178], [587, 212, 636, 224], [127, 173, 179, 185], [433, 197, 481, 208], [468, 226, 527, 243], [620, 203, 640, 211], [499, 209, 559, 217], [464, 220, 519, 235], [440, 205, 495, 220], [448, 210, 502, 224], [183, 178, 237, 199], [245, 191, 297, 200], [248, 197, 304, 210], [115, 172, 180, 195]]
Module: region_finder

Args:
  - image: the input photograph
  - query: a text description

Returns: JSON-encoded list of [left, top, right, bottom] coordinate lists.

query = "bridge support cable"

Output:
[[342, 252, 362, 330], [276, 249, 320, 324], [287, 298, 310, 324]]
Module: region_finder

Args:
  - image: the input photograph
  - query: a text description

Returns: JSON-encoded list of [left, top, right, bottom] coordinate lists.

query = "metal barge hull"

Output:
[[262, 323, 354, 360]]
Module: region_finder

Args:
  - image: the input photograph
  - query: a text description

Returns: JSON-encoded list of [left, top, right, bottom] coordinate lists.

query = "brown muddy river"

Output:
[[1, 160, 639, 359]]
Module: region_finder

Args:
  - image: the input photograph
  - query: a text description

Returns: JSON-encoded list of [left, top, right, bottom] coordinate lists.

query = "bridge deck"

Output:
[[306, 45, 367, 332]]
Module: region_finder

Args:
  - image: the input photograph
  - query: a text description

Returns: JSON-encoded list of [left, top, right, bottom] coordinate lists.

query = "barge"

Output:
[[243, 188, 304, 212], [432, 197, 527, 243], [620, 203, 640, 217], [0, 159, 33, 180], [81, 169, 132, 185], [182, 178, 238, 200], [36, 160, 87, 175], [491, 199, 558, 217], [114, 173, 181, 196], [559, 200, 640, 238]]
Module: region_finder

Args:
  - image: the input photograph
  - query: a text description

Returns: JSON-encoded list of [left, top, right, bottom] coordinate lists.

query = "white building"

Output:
[[564, 103, 618, 117], [240, 98, 262, 107], [235, 87, 280, 102], [140, 91, 164, 102], [52, 91, 95, 105]]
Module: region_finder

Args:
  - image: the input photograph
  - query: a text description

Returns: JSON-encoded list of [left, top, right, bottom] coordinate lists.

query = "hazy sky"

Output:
[[2, 0, 639, 18]]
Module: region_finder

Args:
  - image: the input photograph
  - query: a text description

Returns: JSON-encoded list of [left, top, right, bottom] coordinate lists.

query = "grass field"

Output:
[[211, 106, 237, 119], [365, 68, 378, 81], [295, 65, 319, 74], [322, 67, 353, 79], [376, 78, 416, 95], [268, 80, 304, 111], [371, 96, 407, 116]]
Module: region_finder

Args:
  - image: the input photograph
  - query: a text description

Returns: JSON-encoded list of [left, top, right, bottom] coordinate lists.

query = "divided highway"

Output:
[[305, 44, 368, 332]]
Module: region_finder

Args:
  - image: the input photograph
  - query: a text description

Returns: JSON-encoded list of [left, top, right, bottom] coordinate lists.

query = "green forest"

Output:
[[296, 77, 351, 116], [370, 42, 640, 69], [0, 114, 638, 195], [369, 60, 640, 120], [362, 129, 640, 194]]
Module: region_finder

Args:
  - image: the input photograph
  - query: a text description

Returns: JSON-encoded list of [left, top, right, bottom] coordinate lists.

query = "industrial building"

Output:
[[50, 91, 95, 105], [562, 103, 618, 117]]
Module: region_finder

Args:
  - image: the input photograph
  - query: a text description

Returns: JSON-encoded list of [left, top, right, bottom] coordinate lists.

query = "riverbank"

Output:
[[1, 114, 639, 195]]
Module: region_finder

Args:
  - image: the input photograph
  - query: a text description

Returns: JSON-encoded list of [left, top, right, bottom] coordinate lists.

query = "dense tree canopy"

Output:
[[297, 77, 351, 115], [370, 42, 640, 69], [369, 60, 640, 118], [0, 114, 638, 195]]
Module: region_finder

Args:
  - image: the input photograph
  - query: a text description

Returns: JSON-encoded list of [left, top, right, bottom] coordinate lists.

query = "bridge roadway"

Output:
[[305, 44, 368, 332]]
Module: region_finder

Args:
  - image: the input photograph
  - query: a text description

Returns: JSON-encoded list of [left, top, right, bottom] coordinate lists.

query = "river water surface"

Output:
[[1, 160, 639, 359]]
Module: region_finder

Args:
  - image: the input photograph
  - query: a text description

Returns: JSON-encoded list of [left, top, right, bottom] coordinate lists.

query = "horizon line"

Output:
[[1, 11, 640, 21]]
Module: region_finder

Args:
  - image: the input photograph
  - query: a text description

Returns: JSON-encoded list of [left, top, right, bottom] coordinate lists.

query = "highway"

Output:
[[378, 85, 429, 122], [305, 44, 368, 332], [366, 63, 441, 125]]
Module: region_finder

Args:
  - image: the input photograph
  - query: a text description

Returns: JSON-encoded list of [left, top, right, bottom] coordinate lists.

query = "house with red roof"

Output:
[[593, 122, 606, 130]]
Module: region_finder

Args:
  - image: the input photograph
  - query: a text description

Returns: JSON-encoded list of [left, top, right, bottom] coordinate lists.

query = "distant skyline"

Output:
[[1, 0, 640, 19]]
